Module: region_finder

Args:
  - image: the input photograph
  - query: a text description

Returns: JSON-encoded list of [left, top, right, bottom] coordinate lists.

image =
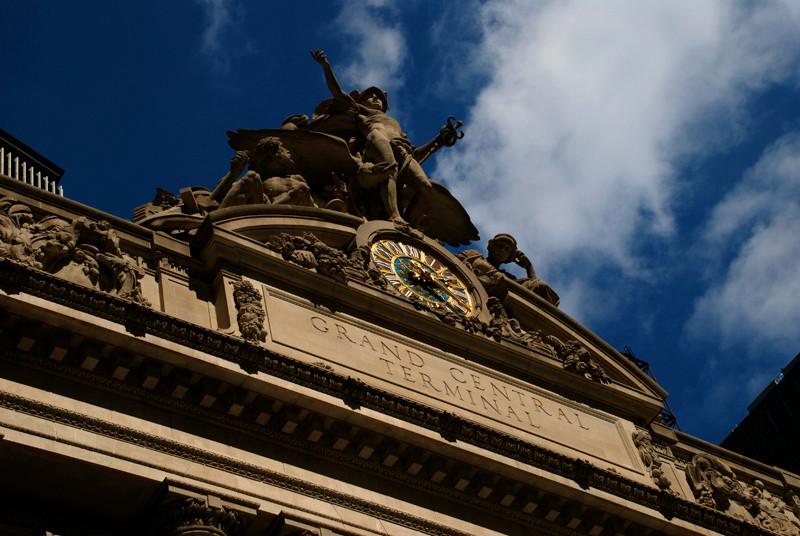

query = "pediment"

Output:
[[502, 282, 668, 411]]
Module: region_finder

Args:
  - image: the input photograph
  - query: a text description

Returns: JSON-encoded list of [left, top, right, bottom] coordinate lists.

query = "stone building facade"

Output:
[[2, 45, 800, 532], [2, 171, 800, 536]]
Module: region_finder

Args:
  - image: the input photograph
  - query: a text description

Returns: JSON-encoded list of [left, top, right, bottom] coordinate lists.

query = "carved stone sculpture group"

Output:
[[0, 196, 149, 306], [685, 453, 800, 534], [136, 50, 477, 247], [457, 233, 560, 307]]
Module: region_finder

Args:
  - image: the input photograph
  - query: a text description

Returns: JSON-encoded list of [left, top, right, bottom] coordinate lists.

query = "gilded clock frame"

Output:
[[355, 221, 489, 320]]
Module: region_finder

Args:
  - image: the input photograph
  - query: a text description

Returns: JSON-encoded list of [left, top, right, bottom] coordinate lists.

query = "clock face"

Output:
[[371, 239, 475, 315]]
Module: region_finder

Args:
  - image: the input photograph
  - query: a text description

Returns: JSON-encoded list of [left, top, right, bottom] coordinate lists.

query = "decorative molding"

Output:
[[686, 453, 800, 535], [632, 430, 676, 494], [0, 261, 779, 535], [231, 280, 267, 341], [0, 389, 529, 536], [0, 196, 150, 306]]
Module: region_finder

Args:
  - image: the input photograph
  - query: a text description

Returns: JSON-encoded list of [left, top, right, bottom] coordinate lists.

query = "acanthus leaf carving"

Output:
[[340, 376, 367, 410], [545, 334, 611, 384], [747, 480, 800, 535], [266, 232, 348, 283], [154, 497, 244, 536], [348, 245, 387, 290], [485, 297, 548, 350], [685, 453, 800, 534]]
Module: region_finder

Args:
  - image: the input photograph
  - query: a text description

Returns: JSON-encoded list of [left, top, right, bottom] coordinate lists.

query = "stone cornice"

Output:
[[0, 258, 777, 536], [0, 391, 468, 536], [0, 174, 152, 242]]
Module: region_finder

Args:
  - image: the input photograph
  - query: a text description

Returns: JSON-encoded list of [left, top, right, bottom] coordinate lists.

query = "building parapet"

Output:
[[0, 127, 64, 196]]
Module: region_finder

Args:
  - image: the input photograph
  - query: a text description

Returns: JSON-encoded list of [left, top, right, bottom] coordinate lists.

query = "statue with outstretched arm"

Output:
[[311, 49, 439, 226]]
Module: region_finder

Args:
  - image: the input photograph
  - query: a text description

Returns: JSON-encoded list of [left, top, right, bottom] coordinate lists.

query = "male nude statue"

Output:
[[311, 49, 432, 226], [211, 136, 316, 210]]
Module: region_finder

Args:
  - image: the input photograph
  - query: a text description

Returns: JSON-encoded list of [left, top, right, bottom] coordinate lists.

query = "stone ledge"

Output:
[[0, 259, 778, 536]]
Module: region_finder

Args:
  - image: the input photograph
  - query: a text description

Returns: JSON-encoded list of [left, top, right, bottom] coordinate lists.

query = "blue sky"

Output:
[[4, 1, 800, 444]]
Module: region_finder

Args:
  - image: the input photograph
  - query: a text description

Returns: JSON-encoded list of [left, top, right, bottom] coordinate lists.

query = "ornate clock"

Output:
[[371, 238, 475, 316]]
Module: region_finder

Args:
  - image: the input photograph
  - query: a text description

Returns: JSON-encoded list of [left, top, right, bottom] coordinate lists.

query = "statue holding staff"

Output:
[[311, 49, 454, 227]]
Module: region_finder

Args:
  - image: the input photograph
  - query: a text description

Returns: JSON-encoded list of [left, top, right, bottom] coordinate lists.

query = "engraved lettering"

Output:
[[400, 365, 415, 383], [471, 374, 485, 391], [407, 350, 425, 367], [442, 381, 464, 401], [335, 324, 356, 343], [574, 412, 591, 430], [557, 408, 573, 424], [360, 335, 376, 352], [304, 313, 598, 438], [531, 397, 553, 416], [465, 388, 476, 406], [491, 382, 510, 401], [420, 373, 442, 392], [511, 388, 527, 406], [381, 341, 400, 360], [310, 316, 329, 333], [449, 367, 467, 383], [525, 411, 542, 429], [480, 395, 500, 414], [379, 357, 395, 375], [506, 405, 523, 423]]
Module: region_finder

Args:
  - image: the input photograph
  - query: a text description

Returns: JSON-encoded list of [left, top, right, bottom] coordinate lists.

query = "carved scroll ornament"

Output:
[[686, 453, 748, 510], [686, 453, 800, 534]]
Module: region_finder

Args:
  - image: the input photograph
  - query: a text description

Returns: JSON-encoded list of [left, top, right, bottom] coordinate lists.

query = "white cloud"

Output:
[[687, 133, 800, 356], [676, 132, 800, 439], [195, 0, 251, 74], [332, 2, 408, 92], [433, 0, 800, 321]]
